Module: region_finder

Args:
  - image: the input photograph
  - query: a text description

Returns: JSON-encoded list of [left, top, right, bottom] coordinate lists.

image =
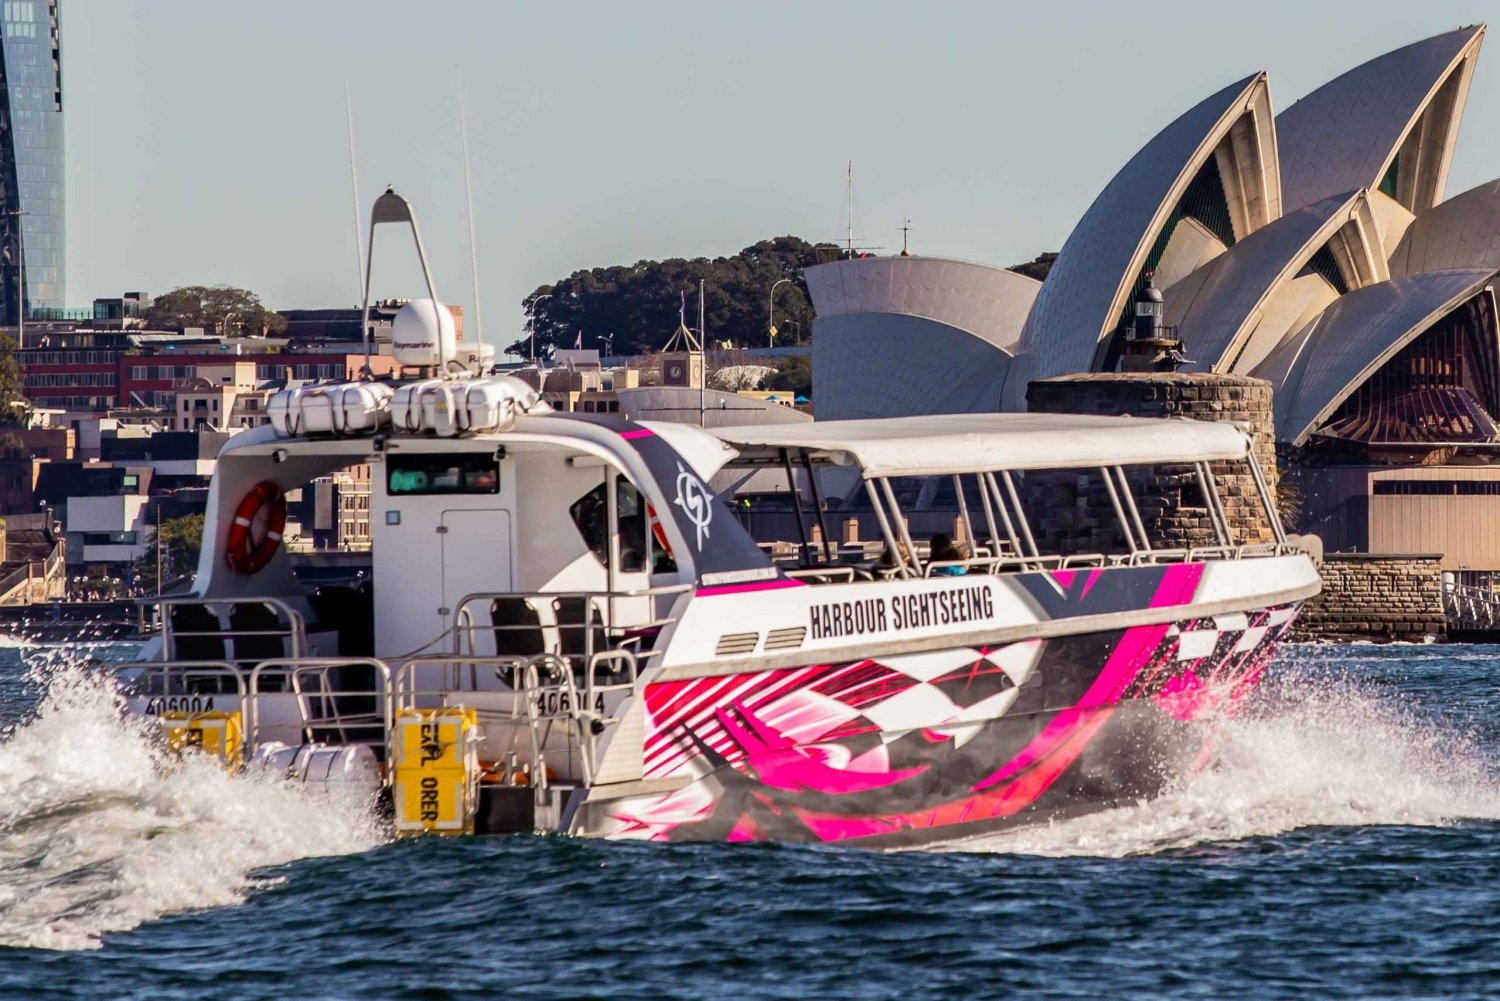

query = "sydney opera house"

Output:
[[808, 25, 1500, 572]]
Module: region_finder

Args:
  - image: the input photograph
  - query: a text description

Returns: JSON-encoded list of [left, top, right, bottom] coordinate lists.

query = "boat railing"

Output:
[[246, 658, 392, 756], [141, 595, 309, 661], [108, 660, 247, 701], [920, 540, 1302, 578], [450, 583, 693, 661]]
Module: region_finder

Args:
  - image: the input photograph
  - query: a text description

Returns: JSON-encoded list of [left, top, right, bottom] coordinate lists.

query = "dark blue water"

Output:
[[0, 639, 1496, 999]]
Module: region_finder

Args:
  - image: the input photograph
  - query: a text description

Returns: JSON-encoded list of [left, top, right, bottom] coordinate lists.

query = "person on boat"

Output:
[[928, 533, 968, 575]]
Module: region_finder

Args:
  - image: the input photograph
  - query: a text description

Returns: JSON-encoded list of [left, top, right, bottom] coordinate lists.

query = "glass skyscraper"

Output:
[[0, 0, 61, 326]]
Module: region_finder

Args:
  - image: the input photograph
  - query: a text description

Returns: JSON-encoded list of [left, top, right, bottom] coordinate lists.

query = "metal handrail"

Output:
[[108, 660, 246, 700], [247, 658, 392, 762], [451, 584, 693, 659], [145, 595, 309, 660]]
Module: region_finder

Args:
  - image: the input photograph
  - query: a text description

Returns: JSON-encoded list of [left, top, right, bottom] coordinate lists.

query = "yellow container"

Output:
[[160, 711, 244, 771], [391, 707, 479, 835]]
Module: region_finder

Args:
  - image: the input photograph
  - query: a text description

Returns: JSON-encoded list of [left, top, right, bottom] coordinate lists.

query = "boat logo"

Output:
[[674, 461, 712, 550]]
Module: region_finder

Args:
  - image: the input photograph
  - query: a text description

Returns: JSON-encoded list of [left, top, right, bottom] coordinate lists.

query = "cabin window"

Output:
[[569, 475, 649, 573], [386, 453, 500, 495]]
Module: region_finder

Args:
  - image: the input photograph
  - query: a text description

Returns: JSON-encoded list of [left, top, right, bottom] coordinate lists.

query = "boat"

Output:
[[113, 190, 1321, 846]]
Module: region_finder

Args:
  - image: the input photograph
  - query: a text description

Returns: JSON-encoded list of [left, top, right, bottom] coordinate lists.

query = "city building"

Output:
[[0, 0, 63, 327], [809, 25, 1500, 575]]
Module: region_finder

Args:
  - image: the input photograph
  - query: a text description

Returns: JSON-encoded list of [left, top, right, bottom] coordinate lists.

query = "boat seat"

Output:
[[552, 596, 608, 661], [168, 603, 226, 664], [310, 584, 374, 657], [229, 602, 289, 678], [490, 597, 546, 658]]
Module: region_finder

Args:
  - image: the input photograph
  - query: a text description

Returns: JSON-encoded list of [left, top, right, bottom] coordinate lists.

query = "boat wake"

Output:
[[939, 670, 1500, 858], [0, 653, 384, 951]]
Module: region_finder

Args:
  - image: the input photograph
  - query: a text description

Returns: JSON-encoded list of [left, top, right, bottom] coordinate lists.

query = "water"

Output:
[[0, 640, 1496, 999]]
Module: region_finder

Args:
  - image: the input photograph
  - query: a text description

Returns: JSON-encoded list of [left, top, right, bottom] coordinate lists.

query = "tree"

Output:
[[0, 333, 24, 426], [133, 513, 205, 594], [1007, 252, 1058, 283], [763, 354, 811, 397], [144, 286, 288, 338], [514, 236, 838, 359]]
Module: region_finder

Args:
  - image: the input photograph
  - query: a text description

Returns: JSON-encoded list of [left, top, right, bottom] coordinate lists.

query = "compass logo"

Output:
[[674, 461, 713, 550]]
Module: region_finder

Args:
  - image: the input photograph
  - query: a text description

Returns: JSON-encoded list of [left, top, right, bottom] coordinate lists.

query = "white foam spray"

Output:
[[940, 670, 1500, 858], [0, 650, 385, 951]]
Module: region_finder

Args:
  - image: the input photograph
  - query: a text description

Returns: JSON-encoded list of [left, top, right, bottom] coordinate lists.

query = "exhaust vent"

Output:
[[715, 632, 760, 656], [763, 626, 807, 652]]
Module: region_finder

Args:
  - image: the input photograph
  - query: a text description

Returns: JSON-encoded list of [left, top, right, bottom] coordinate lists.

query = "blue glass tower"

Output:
[[0, 1, 61, 326]]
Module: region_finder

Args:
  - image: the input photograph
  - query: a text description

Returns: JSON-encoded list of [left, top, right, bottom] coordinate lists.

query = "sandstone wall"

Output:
[[1025, 373, 1278, 553], [1289, 553, 1446, 642]]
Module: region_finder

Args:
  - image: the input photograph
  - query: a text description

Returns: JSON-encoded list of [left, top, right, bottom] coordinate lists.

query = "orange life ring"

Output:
[[226, 481, 287, 575]]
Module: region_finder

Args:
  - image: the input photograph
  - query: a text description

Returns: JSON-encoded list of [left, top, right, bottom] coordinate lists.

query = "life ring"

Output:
[[226, 481, 287, 575]]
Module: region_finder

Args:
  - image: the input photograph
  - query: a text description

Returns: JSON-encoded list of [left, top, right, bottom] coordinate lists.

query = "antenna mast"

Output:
[[344, 83, 365, 305], [845, 161, 854, 257], [458, 75, 484, 352]]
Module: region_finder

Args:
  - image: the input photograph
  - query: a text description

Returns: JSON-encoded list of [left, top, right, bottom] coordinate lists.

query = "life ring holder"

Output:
[[226, 481, 287, 575]]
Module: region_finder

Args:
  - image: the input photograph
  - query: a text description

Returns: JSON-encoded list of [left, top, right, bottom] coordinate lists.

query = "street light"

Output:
[[528, 293, 553, 364], [768, 278, 791, 347]]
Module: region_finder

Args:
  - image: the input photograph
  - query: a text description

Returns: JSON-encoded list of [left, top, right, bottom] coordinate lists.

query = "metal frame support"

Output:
[[780, 448, 812, 564], [1099, 466, 1138, 553], [803, 453, 835, 562], [1247, 454, 1287, 543], [999, 471, 1040, 558], [864, 479, 911, 578], [1195, 461, 1233, 546], [880, 477, 921, 576], [1113, 465, 1152, 552]]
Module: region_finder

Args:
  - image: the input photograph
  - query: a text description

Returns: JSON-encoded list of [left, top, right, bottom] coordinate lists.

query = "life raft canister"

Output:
[[225, 480, 287, 575]]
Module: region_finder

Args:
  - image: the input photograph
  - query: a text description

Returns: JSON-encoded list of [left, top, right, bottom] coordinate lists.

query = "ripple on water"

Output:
[[0, 642, 1493, 1001]]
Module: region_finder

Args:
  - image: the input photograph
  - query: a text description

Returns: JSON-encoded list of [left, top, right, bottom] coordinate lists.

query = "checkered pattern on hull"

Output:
[[610, 602, 1301, 843]]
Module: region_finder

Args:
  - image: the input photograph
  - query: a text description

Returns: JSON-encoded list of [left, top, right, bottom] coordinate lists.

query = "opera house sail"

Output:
[[808, 24, 1500, 572]]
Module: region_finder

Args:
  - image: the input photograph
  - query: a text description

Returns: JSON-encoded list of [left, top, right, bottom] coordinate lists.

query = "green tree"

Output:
[[515, 236, 838, 359], [0, 333, 26, 426], [133, 513, 205, 594], [763, 354, 811, 397], [145, 286, 288, 338], [1007, 252, 1058, 283]]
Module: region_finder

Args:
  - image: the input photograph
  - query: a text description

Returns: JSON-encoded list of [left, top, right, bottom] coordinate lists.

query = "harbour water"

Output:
[[0, 640, 1495, 998]]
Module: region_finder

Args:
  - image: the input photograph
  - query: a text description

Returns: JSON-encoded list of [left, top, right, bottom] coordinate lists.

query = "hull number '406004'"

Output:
[[536, 690, 606, 717], [145, 696, 215, 714]]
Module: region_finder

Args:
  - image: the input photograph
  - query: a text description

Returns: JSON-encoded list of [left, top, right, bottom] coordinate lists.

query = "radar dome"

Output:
[[391, 299, 457, 368]]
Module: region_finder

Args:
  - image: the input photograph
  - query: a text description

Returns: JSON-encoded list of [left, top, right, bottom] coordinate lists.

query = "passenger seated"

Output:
[[928, 533, 968, 576]]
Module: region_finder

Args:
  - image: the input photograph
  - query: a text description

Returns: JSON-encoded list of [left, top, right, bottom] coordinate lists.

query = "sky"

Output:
[[61, 0, 1500, 352]]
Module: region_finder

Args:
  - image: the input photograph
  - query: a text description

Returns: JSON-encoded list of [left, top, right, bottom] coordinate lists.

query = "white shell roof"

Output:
[[617, 386, 812, 428], [1170, 191, 1365, 371], [811, 312, 1014, 421], [1277, 26, 1483, 213], [803, 255, 1039, 353], [1253, 268, 1496, 445], [1391, 176, 1500, 277], [712, 412, 1250, 478], [1015, 74, 1272, 383]]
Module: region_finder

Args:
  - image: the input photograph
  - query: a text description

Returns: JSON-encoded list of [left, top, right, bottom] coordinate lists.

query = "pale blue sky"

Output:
[[63, 0, 1500, 349]]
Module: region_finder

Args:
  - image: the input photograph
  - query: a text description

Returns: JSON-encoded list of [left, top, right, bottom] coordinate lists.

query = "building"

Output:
[[0, 0, 63, 325], [809, 26, 1500, 575]]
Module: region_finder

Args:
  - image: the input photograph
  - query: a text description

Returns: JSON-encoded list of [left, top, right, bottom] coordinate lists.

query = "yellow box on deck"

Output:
[[159, 711, 243, 770], [391, 707, 480, 835]]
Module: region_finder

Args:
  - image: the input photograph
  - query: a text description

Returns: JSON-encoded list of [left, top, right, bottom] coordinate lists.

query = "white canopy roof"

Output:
[[710, 413, 1250, 478]]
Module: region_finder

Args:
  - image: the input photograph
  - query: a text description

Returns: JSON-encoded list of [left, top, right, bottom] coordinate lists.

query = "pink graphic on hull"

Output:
[[600, 563, 1299, 844]]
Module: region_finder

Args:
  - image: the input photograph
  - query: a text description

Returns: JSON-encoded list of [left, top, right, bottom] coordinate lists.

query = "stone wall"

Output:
[[1025, 373, 1278, 553], [1289, 553, 1446, 642]]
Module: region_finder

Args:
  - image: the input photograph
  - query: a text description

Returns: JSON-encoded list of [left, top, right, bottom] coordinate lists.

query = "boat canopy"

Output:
[[710, 413, 1251, 478]]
